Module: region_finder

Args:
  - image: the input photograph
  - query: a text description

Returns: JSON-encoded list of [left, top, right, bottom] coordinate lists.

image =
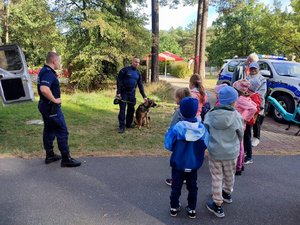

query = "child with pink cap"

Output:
[[233, 79, 257, 175]]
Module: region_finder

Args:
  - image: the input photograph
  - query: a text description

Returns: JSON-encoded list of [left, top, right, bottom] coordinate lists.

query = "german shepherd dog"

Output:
[[134, 99, 157, 129]]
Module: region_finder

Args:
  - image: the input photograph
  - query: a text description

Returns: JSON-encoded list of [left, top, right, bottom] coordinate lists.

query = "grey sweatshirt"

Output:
[[204, 106, 244, 160]]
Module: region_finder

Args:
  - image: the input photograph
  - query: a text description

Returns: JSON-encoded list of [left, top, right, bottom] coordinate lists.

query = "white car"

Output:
[[0, 44, 34, 105]]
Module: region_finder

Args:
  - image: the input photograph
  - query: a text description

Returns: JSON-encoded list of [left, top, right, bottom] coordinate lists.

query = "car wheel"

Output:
[[271, 95, 294, 123]]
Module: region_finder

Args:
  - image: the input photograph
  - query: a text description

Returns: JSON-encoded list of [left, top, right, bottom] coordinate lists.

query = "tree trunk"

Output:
[[120, 0, 126, 19], [4, 4, 9, 44], [151, 0, 159, 82], [0, 17, 2, 46], [0, 2, 2, 45], [193, 0, 203, 75], [199, 0, 209, 80]]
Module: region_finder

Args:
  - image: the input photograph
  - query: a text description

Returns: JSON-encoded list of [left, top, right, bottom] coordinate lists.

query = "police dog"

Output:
[[134, 99, 157, 129]]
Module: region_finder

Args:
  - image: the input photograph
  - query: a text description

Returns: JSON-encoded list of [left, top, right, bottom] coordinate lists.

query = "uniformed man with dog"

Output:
[[116, 57, 147, 133], [37, 52, 81, 167]]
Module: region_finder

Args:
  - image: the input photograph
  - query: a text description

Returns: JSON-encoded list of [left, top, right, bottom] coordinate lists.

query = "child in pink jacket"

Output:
[[189, 74, 207, 121], [233, 79, 257, 175]]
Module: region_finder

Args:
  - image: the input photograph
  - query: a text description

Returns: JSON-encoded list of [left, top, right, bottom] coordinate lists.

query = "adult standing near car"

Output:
[[230, 53, 259, 85], [247, 62, 267, 147], [37, 52, 81, 167], [116, 56, 147, 133], [244, 62, 267, 164]]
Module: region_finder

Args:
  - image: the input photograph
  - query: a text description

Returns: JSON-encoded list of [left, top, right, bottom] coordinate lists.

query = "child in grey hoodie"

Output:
[[204, 86, 244, 218]]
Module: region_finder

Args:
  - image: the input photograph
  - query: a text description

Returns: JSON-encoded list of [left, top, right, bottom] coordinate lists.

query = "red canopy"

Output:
[[158, 51, 184, 76], [144, 52, 184, 76], [158, 53, 174, 61], [160, 51, 184, 61]]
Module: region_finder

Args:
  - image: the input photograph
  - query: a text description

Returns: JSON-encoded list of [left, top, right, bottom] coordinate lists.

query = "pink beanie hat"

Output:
[[214, 83, 228, 94], [233, 79, 251, 94]]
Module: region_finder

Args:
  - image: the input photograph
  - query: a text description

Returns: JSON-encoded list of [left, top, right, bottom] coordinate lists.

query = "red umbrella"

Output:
[[158, 51, 184, 76], [160, 51, 184, 61], [158, 53, 174, 61]]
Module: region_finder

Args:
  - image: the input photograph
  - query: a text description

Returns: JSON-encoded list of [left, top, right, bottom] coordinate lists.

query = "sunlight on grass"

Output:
[[0, 81, 175, 157], [203, 75, 218, 91]]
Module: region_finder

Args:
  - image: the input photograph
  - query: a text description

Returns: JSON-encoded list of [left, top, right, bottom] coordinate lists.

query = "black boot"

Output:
[[45, 150, 61, 164], [61, 153, 81, 167]]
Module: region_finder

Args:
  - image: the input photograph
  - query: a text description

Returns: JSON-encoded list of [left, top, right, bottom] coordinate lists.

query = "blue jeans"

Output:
[[38, 101, 69, 154], [118, 92, 136, 129], [170, 168, 198, 210]]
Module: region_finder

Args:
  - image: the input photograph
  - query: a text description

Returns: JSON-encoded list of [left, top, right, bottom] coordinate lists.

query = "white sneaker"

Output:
[[244, 159, 253, 165], [252, 138, 260, 147]]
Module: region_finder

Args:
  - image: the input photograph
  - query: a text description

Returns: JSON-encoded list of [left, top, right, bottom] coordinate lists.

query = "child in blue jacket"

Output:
[[164, 97, 208, 219]]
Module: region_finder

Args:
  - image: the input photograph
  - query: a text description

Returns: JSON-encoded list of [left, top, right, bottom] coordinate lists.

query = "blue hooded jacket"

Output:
[[164, 121, 208, 172]]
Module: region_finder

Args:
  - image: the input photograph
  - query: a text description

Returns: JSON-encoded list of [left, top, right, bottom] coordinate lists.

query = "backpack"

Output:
[[247, 93, 261, 125]]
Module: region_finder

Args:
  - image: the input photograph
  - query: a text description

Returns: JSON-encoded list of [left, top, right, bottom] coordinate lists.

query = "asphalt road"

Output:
[[1, 156, 299, 225]]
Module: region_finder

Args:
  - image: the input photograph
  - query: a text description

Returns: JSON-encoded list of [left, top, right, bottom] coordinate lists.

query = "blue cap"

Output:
[[249, 62, 259, 69], [218, 86, 238, 105], [180, 97, 198, 119]]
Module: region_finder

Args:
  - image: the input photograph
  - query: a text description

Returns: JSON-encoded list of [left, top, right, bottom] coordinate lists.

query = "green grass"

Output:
[[0, 81, 176, 157], [203, 75, 218, 91], [0, 76, 218, 158]]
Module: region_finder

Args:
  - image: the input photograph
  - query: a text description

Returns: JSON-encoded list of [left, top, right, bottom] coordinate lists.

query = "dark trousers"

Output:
[[244, 124, 252, 160], [118, 92, 136, 129], [253, 115, 264, 139], [38, 101, 69, 154], [170, 168, 198, 210]]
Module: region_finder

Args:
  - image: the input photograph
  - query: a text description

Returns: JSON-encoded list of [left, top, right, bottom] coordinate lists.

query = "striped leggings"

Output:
[[208, 156, 237, 206]]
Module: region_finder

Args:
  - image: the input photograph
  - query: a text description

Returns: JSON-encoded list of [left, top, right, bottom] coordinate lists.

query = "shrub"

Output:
[[69, 51, 118, 91], [169, 61, 192, 78]]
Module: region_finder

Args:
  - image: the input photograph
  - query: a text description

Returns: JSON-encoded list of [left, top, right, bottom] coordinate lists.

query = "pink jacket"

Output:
[[235, 95, 257, 123], [191, 88, 207, 117]]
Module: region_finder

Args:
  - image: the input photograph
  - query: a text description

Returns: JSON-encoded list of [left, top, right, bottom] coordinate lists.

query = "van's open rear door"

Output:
[[0, 45, 34, 105]]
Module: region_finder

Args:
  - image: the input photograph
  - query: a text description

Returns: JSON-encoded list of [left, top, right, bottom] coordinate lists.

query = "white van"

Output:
[[0, 44, 34, 105]]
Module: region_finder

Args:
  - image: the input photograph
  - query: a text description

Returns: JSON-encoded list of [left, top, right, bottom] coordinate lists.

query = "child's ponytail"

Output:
[[190, 74, 205, 103]]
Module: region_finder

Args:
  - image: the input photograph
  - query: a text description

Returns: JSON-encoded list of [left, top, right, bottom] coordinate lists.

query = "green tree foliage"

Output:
[[7, 0, 63, 66], [159, 21, 214, 62], [52, 0, 151, 90], [159, 30, 183, 55], [159, 0, 197, 8], [211, 0, 256, 15], [207, 0, 300, 66], [260, 0, 300, 60], [159, 22, 197, 59], [169, 24, 196, 58]]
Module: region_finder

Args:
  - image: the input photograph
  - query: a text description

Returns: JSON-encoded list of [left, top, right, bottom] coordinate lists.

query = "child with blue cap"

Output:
[[164, 97, 208, 219], [204, 86, 244, 218]]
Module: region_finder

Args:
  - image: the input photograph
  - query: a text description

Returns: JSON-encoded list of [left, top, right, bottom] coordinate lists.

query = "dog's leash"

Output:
[[119, 99, 136, 104], [113, 98, 139, 105]]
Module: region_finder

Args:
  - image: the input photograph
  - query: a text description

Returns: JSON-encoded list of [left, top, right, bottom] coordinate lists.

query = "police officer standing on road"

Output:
[[37, 52, 81, 167], [116, 57, 147, 133]]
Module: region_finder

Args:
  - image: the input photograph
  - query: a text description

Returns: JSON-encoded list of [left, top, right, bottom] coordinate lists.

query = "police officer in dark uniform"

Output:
[[37, 52, 81, 167], [116, 57, 147, 133]]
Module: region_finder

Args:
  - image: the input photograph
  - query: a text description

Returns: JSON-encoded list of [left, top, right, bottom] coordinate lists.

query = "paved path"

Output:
[[0, 76, 299, 225], [0, 156, 299, 225], [160, 75, 300, 154]]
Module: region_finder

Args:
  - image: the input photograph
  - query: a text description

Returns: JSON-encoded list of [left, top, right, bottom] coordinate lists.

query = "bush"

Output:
[[69, 51, 118, 91], [168, 61, 192, 78]]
